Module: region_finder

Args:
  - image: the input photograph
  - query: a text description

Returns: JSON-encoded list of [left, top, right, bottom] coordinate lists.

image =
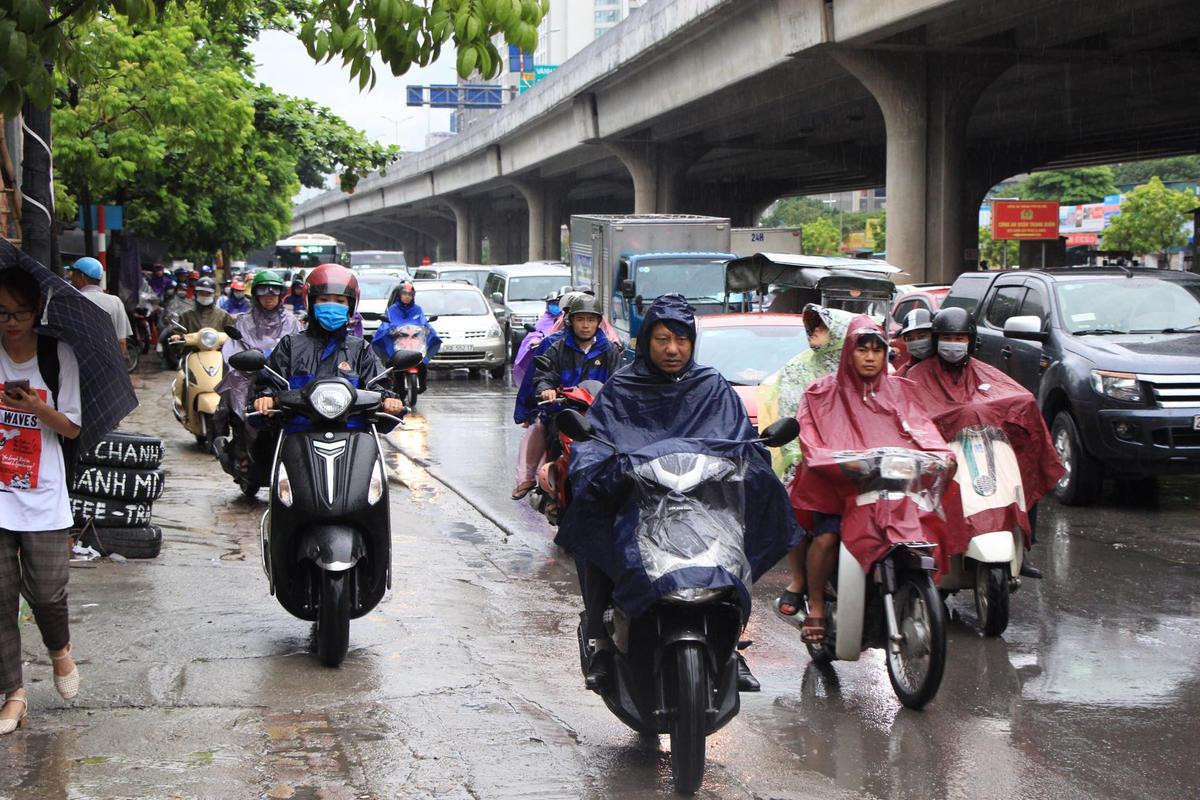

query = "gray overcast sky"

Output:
[[251, 29, 458, 164]]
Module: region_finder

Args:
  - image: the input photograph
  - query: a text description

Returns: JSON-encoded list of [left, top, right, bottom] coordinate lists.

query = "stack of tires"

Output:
[[69, 432, 166, 559]]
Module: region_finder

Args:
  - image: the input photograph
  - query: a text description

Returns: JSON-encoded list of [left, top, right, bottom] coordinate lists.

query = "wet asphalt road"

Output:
[[4, 367, 1200, 799]]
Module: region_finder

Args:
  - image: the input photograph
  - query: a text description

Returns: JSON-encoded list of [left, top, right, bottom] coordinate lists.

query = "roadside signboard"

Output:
[[992, 201, 1060, 240]]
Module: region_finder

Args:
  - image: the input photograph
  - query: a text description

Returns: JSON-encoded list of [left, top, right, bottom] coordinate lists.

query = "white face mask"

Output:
[[937, 341, 970, 365], [906, 338, 934, 360], [196, 294, 215, 307]]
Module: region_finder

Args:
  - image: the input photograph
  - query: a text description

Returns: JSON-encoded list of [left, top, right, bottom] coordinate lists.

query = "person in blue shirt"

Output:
[[371, 281, 441, 392], [283, 279, 306, 314], [220, 278, 251, 315]]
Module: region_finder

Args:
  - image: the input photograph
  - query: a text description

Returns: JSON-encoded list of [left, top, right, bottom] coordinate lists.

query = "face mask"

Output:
[[548, 304, 561, 316], [907, 338, 933, 360], [938, 341, 969, 365], [196, 295, 214, 307], [313, 302, 350, 331]]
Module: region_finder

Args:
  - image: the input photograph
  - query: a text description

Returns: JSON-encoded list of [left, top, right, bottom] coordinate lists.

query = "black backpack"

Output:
[[36, 334, 81, 488]]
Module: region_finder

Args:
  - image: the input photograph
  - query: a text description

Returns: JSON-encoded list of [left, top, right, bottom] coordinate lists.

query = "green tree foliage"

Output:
[[978, 226, 1018, 268], [802, 217, 840, 255], [1111, 156, 1200, 187], [0, 0, 549, 114], [52, 8, 396, 256], [871, 211, 886, 252], [1017, 167, 1118, 205], [1101, 177, 1199, 260], [759, 196, 830, 228]]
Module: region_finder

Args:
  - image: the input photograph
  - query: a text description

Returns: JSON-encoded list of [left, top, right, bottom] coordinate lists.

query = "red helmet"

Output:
[[305, 263, 360, 315]]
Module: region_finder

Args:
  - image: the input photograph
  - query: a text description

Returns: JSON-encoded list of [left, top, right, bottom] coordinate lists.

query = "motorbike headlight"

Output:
[[880, 455, 918, 481], [368, 458, 385, 505], [276, 462, 293, 507], [199, 329, 219, 349], [663, 587, 729, 605], [309, 382, 354, 420], [634, 453, 737, 493], [1090, 370, 1144, 403]]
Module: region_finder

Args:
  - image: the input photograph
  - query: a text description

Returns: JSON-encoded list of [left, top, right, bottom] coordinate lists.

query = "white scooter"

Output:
[[936, 425, 1026, 637]]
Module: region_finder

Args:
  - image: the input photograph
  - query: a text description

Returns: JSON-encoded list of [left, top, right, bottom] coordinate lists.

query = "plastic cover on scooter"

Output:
[[945, 425, 1029, 550], [556, 294, 801, 620], [789, 316, 958, 572]]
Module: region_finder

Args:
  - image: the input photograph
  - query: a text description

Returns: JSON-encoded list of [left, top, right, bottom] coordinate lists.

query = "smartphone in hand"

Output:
[[2, 379, 31, 402]]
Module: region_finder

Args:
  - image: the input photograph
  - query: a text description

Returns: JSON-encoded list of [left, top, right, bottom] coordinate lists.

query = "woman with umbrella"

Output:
[[0, 241, 136, 735]]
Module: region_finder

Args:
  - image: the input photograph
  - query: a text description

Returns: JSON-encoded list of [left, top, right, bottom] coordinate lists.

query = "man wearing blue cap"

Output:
[[66, 257, 133, 357]]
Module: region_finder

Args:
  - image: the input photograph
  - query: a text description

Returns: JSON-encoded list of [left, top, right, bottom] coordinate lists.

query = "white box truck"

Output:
[[731, 226, 803, 258]]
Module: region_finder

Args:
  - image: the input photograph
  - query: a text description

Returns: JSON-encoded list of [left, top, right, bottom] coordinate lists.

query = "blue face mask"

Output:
[[548, 303, 561, 316], [313, 302, 350, 331]]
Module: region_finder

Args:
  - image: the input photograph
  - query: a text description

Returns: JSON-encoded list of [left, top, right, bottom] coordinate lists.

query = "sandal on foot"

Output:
[[0, 695, 27, 735], [800, 614, 827, 645], [511, 481, 536, 500], [776, 589, 806, 617], [51, 644, 80, 700]]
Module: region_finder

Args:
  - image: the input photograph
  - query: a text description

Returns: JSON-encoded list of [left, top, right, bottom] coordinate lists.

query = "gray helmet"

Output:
[[899, 307, 933, 337], [195, 277, 216, 292], [568, 293, 604, 319]]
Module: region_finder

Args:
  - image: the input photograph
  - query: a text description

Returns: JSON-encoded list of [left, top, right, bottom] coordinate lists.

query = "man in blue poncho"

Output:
[[371, 281, 441, 393], [556, 294, 802, 691]]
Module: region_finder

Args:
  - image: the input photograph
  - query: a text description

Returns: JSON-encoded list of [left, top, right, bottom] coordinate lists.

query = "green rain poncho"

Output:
[[756, 305, 854, 481]]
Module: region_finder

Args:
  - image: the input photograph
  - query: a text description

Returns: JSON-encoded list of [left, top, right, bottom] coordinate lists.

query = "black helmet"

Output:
[[899, 307, 933, 338], [568, 293, 604, 319], [931, 307, 977, 352]]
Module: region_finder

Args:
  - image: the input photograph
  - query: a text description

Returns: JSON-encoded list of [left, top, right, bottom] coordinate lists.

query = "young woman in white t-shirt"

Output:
[[0, 267, 83, 735]]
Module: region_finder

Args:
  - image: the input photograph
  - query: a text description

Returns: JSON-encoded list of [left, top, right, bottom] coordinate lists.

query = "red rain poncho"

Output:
[[789, 316, 957, 572], [903, 356, 1064, 548]]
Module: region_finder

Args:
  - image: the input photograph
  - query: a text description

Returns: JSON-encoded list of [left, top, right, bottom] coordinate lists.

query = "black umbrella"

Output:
[[0, 238, 137, 451]]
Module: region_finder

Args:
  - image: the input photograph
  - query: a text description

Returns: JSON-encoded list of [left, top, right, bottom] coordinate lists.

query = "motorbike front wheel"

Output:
[[124, 340, 140, 372], [669, 642, 709, 795], [975, 564, 1010, 637], [406, 372, 420, 409], [317, 571, 351, 667], [885, 574, 946, 710]]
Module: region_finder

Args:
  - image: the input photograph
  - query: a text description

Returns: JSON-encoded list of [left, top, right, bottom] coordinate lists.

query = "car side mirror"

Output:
[[491, 291, 504, 305], [556, 409, 594, 442], [523, 322, 536, 333], [229, 349, 266, 372], [620, 279, 636, 299], [224, 325, 242, 341], [1003, 315, 1047, 342], [390, 349, 424, 370], [758, 417, 800, 448]]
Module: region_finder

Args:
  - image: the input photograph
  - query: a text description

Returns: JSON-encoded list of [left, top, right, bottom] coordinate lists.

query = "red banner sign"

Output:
[[992, 201, 1060, 240]]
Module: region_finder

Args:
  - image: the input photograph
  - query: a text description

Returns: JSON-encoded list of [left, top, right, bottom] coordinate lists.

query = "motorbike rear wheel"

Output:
[[669, 642, 709, 795], [885, 574, 946, 710], [124, 340, 140, 372], [316, 571, 351, 667], [975, 564, 1010, 637], [406, 372, 420, 409]]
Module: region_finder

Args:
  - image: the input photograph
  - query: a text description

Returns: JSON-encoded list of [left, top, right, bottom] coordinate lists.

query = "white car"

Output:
[[418, 281, 507, 378]]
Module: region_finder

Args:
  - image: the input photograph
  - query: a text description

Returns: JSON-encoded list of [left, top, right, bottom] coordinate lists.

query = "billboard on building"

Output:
[[992, 201, 1060, 240]]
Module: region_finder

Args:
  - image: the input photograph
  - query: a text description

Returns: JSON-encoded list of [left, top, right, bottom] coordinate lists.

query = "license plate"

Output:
[[1193, 415, 1200, 431], [442, 343, 474, 352]]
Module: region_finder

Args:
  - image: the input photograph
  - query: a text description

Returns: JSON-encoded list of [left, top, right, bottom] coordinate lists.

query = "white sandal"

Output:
[[51, 644, 80, 700], [0, 694, 28, 735]]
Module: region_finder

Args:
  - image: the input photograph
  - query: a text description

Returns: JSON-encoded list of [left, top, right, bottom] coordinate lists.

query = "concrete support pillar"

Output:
[[607, 141, 703, 215], [515, 179, 546, 262], [443, 198, 471, 262], [835, 52, 1009, 282]]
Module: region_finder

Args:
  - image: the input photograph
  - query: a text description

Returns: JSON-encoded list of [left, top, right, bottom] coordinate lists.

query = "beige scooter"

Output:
[[169, 324, 228, 447]]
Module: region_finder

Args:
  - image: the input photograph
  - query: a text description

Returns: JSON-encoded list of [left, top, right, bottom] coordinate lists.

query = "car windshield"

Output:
[[420, 289, 490, 316], [508, 275, 567, 301], [357, 276, 401, 301], [635, 259, 728, 303], [1054, 278, 1200, 334], [439, 270, 490, 288], [697, 324, 809, 385]]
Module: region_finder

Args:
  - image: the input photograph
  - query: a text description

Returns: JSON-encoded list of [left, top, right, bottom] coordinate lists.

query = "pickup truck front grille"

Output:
[[1138, 374, 1200, 408]]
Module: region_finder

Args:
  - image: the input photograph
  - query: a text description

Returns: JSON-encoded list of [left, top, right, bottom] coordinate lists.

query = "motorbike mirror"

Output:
[[390, 349, 424, 371], [758, 416, 800, 448], [228, 349, 267, 372], [224, 325, 243, 341], [523, 322, 536, 333], [634, 294, 644, 314], [427, 314, 439, 322], [555, 409, 594, 442]]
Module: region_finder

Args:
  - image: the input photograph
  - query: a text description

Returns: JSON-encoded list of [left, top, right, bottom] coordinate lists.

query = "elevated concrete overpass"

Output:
[[291, 0, 1200, 283]]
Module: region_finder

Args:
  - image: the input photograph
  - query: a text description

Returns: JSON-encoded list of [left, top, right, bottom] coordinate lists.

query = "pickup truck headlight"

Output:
[[1090, 370, 1144, 403]]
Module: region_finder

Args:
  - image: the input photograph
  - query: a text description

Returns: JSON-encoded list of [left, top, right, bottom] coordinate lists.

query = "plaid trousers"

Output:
[[0, 528, 71, 694]]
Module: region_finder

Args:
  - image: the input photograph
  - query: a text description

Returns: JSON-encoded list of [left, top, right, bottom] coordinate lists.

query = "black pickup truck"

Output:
[[941, 267, 1200, 504]]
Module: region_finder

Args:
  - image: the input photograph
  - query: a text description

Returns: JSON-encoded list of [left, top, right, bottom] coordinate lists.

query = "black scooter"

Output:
[[228, 347, 422, 666], [557, 411, 799, 795]]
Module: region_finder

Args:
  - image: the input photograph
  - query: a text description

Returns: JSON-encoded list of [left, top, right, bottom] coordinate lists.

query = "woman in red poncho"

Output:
[[904, 307, 1064, 578], [789, 315, 954, 643]]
